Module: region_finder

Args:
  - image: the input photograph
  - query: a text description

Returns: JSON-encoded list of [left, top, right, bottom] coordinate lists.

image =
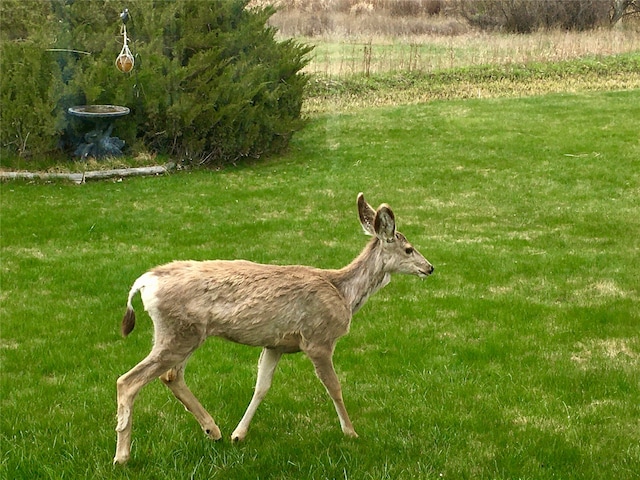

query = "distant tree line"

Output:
[[453, 0, 638, 33], [271, 0, 638, 32]]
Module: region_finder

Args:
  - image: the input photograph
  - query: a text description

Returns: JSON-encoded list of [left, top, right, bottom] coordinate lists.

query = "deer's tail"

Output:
[[121, 274, 149, 337], [121, 306, 136, 338]]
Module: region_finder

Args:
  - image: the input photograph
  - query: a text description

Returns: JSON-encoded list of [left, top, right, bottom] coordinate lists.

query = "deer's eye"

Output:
[[405, 247, 414, 255]]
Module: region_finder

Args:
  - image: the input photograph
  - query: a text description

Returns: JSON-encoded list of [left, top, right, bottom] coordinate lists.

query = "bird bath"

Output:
[[68, 105, 130, 159]]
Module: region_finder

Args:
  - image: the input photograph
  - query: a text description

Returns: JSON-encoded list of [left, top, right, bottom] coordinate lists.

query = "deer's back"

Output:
[[146, 260, 352, 350]]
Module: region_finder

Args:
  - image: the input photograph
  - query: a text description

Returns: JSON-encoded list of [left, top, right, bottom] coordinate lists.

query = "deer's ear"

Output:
[[357, 192, 376, 236], [374, 204, 396, 242]]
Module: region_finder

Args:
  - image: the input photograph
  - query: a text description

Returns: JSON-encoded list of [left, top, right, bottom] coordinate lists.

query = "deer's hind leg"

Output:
[[160, 360, 222, 441], [115, 320, 209, 465], [114, 347, 189, 465]]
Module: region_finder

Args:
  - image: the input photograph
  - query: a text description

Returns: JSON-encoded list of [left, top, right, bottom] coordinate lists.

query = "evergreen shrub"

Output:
[[0, 0, 311, 166], [0, 42, 64, 157]]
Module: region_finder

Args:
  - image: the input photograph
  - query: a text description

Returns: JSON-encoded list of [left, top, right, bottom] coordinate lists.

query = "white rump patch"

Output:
[[132, 272, 160, 314]]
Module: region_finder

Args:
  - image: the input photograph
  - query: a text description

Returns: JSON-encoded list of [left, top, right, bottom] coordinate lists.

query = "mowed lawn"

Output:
[[1, 90, 639, 479]]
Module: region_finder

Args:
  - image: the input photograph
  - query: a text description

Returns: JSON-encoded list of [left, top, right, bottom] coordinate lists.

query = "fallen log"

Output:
[[0, 165, 170, 184]]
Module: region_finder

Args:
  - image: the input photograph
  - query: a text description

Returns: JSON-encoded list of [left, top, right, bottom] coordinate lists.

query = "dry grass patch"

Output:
[[571, 338, 639, 369], [303, 56, 640, 113], [303, 28, 640, 76]]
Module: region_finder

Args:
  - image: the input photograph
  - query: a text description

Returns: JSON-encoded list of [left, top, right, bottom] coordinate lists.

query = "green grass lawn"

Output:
[[1, 89, 639, 479]]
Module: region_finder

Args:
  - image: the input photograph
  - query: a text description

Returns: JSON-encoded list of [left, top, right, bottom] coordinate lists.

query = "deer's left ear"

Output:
[[374, 204, 396, 242], [358, 193, 377, 236]]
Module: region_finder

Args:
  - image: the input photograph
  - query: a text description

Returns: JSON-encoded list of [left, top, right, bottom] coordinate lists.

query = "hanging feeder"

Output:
[[116, 9, 134, 73]]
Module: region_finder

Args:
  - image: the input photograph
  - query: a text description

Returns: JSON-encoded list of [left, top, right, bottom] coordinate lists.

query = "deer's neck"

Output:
[[328, 238, 390, 314]]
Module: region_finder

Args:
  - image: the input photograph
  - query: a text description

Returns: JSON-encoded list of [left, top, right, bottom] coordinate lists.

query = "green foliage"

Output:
[[0, 0, 311, 165], [134, 0, 312, 163], [0, 0, 55, 42], [0, 42, 64, 157]]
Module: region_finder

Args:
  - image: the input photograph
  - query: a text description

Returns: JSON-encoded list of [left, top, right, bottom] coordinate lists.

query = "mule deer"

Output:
[[114, 193, 433, 465]]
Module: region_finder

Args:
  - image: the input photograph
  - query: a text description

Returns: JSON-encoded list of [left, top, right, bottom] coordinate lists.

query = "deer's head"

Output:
[[357, 193, 434, 278]]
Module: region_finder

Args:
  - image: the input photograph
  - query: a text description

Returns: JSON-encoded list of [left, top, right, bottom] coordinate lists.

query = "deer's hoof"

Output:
[[344, 428, 359, 439], [204, 425, 222, 441], [113, 453, 129, 466]]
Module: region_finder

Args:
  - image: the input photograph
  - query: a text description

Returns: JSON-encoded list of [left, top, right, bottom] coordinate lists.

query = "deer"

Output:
[[113, 193, 434, 465]]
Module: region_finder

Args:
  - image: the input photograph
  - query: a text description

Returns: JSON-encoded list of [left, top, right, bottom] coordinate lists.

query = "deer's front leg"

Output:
[[232, 347, 283, 442], [305, 345, 358, 438]]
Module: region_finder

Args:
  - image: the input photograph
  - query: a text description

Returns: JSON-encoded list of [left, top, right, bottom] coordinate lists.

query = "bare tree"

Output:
[[611, 0, 640, 24]]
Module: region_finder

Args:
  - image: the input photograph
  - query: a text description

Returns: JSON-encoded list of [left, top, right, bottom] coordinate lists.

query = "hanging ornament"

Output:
[[116, 9, 134, 73]]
